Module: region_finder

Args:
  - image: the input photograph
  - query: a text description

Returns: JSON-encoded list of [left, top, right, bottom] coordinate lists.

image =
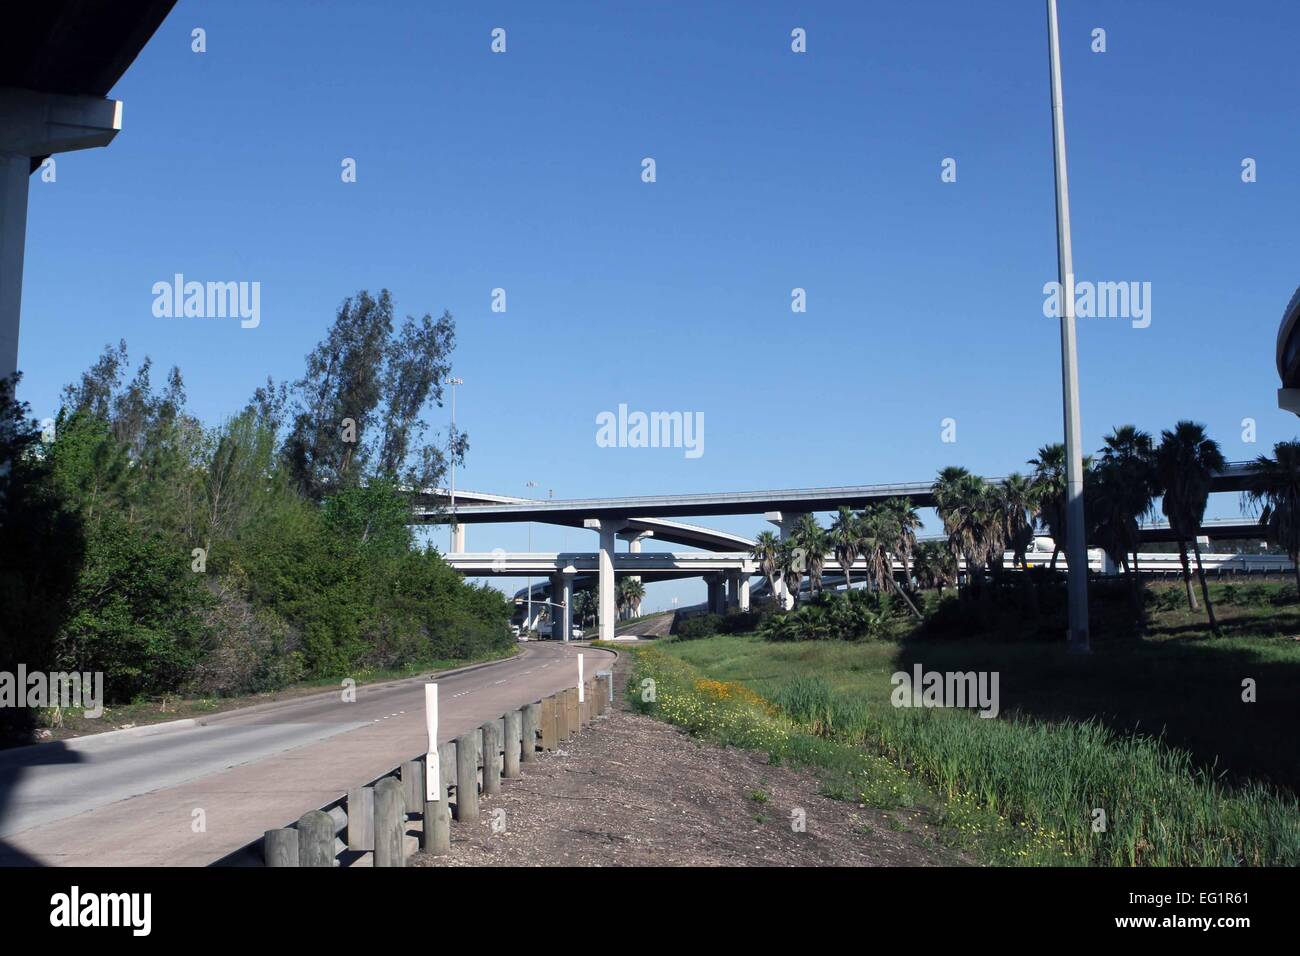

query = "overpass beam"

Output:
[[584, 519, 626, 642]]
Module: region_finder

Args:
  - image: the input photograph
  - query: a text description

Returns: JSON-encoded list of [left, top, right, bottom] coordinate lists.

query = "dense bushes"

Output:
[[759, 590, 899, 642], [1, 316, 512, 718], [673, 607, 773, 641]]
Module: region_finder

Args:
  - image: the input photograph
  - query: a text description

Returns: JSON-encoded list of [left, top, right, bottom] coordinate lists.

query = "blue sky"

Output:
[[16, 1, 1300, 610]]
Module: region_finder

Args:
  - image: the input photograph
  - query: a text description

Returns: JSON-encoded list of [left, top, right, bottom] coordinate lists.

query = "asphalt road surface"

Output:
[[0, 641, 613, 866]]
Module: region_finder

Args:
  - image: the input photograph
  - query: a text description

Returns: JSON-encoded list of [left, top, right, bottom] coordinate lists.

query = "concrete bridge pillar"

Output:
[[706, 574, 727, 616], [1, 89, 123, 385], [619, 530, 653, 619], [585, 519, 626, 642], [551, 569, 573, 641], [450, 521, 466, 553], [765, 511, 806, 610], [728, 572, 750, 612]]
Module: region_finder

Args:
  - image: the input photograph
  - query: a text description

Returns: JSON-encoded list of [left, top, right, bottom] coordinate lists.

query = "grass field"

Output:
[[635, 581, 1300, 866]]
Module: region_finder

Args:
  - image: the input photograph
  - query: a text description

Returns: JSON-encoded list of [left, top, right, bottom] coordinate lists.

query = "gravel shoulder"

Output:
[[412, 657, 963, 867]]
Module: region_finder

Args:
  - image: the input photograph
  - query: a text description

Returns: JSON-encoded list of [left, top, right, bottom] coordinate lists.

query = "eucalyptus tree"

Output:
[[829, 505, 861, 589], [1244, 440, 1300, 598], [1155, 421, 1225, 632]]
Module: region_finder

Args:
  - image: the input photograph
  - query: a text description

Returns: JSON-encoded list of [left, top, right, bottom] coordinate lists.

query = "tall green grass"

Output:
[[769, 673, 1300, 865]]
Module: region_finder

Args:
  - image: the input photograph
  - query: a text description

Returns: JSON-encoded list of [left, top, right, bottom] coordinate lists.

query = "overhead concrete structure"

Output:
[[1, 1, 178, 384], [1277, 285, 1300, 414], [419, 464, 1258, 527]]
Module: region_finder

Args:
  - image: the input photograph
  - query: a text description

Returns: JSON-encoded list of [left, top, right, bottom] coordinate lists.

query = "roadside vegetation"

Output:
[[0, 290, 512, 744], [631, 609, 1300, 865]]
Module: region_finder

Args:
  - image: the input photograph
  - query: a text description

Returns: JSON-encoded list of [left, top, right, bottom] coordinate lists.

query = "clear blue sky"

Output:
[[16, 0, 1300, 610]]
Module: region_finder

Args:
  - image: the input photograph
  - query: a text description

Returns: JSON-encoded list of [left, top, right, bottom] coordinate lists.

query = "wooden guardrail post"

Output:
[[556, 691, 571, 741], [503, 709, 522, 778], [540, 696, 558, 751], [264, 828, 299, 867], [374, 777, 405, 867], [454, 732, 480, 821], [423, 742, 452, 855], [402, 760, 423, 816], [522, 702, 539, 761], [480, 720, 501, 795], [347, 787, 374, 852], [297, 810, 335, 867]]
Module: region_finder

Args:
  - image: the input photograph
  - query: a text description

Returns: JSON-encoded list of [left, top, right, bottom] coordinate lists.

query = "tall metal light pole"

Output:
[[524, 480, 538, 633], [448, 377, 463, 553], [1046, 0, 1090, 654]]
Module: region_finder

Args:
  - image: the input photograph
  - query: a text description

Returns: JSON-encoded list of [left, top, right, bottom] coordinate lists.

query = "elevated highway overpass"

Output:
[[423, 463, 1268, 641]]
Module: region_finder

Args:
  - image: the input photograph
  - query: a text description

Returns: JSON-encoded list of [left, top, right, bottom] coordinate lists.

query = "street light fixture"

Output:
[[1045, 0, 1090, 654]]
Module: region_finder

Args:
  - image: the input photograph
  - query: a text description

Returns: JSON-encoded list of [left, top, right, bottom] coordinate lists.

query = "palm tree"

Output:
[[750, 530, 782, 606], [616, 577, 646, 620], [777, 538, 804, 608], [860, 504, 922, 618], [1155, 421, 1225, 632], [1244, 440, 1300, 598], [998, 473, 1038, 569], [1028, 443, 1067, 570], [829, 505, 861, 589], [792, 513, 828, 595], [933, 466, 994, 594], [1094, 425, 1158, 602], [912, 540, 954, 593], [882, 497, 923, 587]]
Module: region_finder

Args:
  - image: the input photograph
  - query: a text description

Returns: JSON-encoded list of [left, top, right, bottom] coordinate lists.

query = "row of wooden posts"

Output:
[[263, 671, 614, 866]]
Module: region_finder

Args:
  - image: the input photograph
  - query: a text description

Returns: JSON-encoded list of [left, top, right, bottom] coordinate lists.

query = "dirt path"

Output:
[[412, 656, 960, 867]]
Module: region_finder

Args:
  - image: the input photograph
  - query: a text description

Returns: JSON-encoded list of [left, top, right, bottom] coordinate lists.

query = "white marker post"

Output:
[[424, 683, 441, 800], [578, 653, 585, 703]]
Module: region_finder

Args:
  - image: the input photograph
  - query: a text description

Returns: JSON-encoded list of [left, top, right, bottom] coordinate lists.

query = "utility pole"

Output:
[[1045, 0, 1090, 654]]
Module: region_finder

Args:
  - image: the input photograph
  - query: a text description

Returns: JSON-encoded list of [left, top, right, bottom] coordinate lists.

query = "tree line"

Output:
[[0, 290, 510, 738], [749, 421, 1300, 637]]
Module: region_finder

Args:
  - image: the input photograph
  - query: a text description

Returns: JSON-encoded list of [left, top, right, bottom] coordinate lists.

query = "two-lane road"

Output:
[[0, 641, 614, 866]]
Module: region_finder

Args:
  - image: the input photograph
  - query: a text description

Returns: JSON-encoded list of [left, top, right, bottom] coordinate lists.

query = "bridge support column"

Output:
[[1, 89, 122, 385], [450, 522, 466, 553], [765, 511, 806, 610], [619, 530, 654, 619], [585, 519, 626, 642], [551, 570, 573, 641], [707, 574, 727, 616], [728, 572, 750, 612]]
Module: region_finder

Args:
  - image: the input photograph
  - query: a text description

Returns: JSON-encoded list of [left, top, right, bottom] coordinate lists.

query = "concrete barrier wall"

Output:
[[261, 668, 616, 867]]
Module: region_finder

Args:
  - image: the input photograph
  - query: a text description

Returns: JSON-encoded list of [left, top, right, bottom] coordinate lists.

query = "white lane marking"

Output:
[[493, 679, 507, 685]]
